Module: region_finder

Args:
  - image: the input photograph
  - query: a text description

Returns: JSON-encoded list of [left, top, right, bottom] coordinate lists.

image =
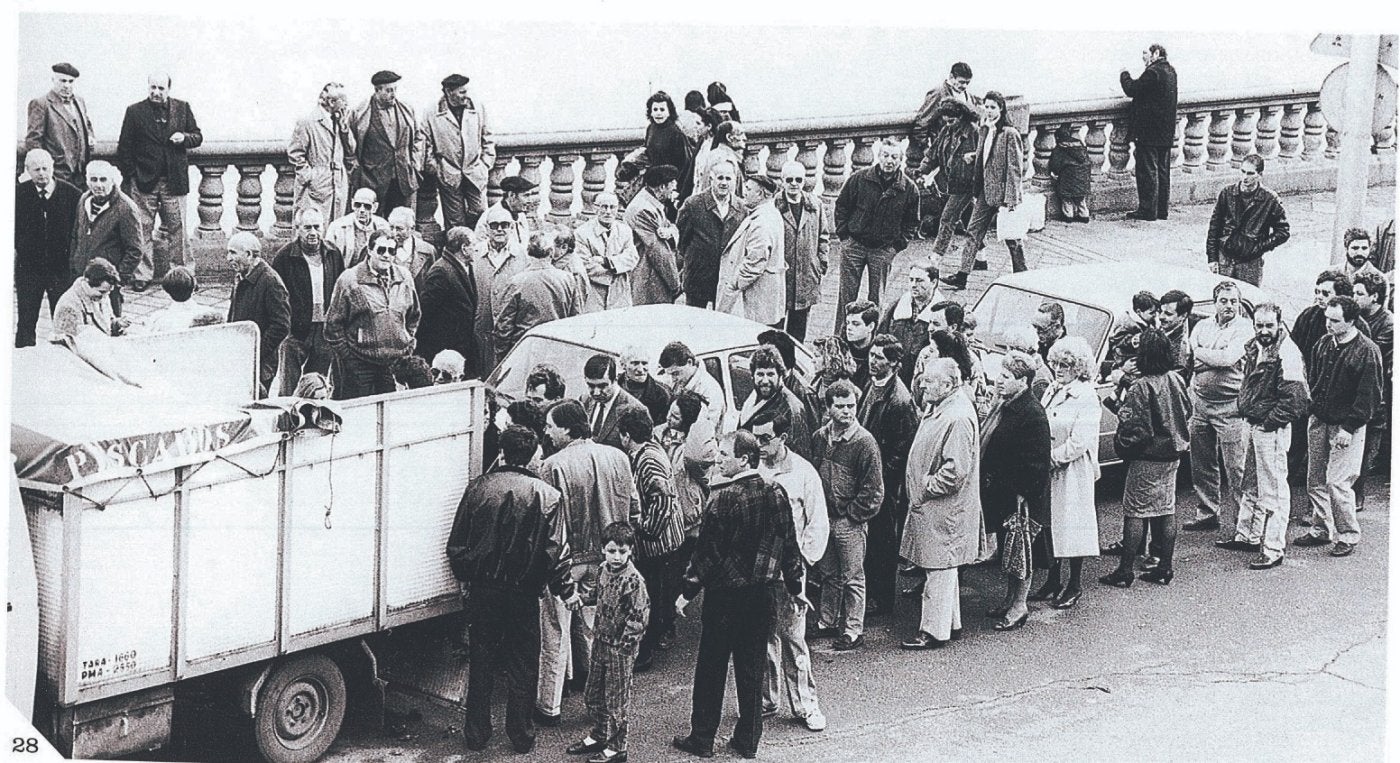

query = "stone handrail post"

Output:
[[1230, 107, 1260, 167], [1181, 113, 1208, 173]]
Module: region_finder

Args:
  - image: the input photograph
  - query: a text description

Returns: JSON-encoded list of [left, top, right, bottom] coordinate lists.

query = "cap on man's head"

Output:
[[484, 205, 514, 225], [499, 176, 536, 195], [370, 70, 401, 86], [643, 164, 680, 187], [52, 62, 80, 78], [441, 73, 469, 90]]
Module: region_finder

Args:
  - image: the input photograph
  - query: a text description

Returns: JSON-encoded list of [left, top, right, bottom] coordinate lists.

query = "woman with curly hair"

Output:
[[643, 90, 695, 202]]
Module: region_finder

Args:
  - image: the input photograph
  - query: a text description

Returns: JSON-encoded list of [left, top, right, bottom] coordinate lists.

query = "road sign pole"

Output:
[[1331, 34, 1381, 266]]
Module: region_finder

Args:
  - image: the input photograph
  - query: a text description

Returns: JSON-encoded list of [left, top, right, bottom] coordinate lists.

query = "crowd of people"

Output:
[[13, 49, 1396, 762]]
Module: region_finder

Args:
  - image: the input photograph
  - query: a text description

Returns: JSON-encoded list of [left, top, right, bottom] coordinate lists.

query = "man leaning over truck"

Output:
[[447, 425, 582, 755]]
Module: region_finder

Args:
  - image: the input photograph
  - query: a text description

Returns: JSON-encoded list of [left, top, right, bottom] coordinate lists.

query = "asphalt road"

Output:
[[155, 473, 1384, 763]]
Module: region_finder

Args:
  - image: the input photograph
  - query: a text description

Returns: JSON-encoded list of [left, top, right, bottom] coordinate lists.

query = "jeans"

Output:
[[835, 241, 896, 331], [1217, 257, 1264, 287], [1133, 143, 1172, 220], [816, 516, 868, 640], [687, 584, 774, 753], [129, 179, 187, 282], [1305, 418, 1365, 544], [1188, 394, 1247, 525], [462, 583, 540, 751], [14, 266, 67, 347], [763, 575, 821, 719], [1234, 424, 1291, 558], [276, 324, 334, 396], [959, 197, 1026, 274], [332, 353, 396, 400], [439, 176, 486, 230], [932, 193, 975, 256], [917, 567, 962, 640]]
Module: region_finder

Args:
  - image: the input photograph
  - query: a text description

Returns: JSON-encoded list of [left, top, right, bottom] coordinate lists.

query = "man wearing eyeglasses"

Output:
[[327, 187, 390, 269], [1182, 281, 1252, 535], [324, 229, 421, 399], [475, 175, 538, 252], [575, 192, 640, 312]]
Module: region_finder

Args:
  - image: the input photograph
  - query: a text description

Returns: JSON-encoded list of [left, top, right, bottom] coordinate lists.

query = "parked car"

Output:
[[969, 262, 1275, 465], [487, 304, 816, 411]]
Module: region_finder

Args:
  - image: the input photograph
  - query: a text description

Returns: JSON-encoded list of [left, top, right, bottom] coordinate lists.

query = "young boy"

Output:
[[1047, 125, 1093, 222], [567, 522, 649, 763]]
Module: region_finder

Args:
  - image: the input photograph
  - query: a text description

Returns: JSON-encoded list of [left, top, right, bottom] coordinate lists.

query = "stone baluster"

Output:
[[270, 164, 296, 240], [1230, 107, 1259, 167], [1206, 110, 1233, 171], [486, 156, 510, 209], [796, 140, 822, 192], [235, 164, 265, 233], [1325, 127, 1341, 160], [822, 139, 849, 207], [1302, 104, 1326, 161], [580, 153, 611, 217], [1254, 105, 1281, 160], [742, 143, 764, 179], [1107, 119, 1132, 175], [1170, 116, 1184, 168], [1030, 126, 1056, 190], [1084, 122, 1108, 176], [195, 163, 226, 239], [548, 154, 579, 223], [1181, 112, 1209, 173], [1277, 104, 1305, 162], [765, 141, 792, 181], [849, 136, 876, 175]]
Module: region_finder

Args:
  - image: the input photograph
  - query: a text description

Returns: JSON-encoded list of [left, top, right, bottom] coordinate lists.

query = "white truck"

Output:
[[7, 323, 487, 762]]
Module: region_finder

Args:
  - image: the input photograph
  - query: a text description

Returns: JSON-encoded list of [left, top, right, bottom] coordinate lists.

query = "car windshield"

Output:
[[488, 336, 603, 401], [972, 284, 1113, 358]]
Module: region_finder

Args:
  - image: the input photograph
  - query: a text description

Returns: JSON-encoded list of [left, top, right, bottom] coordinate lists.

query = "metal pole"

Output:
[[1331, 34, 1381, 266]]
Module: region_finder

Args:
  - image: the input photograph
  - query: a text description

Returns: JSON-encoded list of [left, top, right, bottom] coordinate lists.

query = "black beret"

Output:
[[643, 164, 680, 187], [52, 62, 80, 78], [370, 70, 401, 86], [441, 73, 470, 90], [498, 176, 537, 194]]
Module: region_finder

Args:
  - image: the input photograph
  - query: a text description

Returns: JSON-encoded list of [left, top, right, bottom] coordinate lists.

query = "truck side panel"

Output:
[[184, 474, 279, 660], [287, 452, 377, 636]]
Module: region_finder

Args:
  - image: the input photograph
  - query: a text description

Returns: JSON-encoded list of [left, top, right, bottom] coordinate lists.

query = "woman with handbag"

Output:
[[941, 91, 1027, 291]]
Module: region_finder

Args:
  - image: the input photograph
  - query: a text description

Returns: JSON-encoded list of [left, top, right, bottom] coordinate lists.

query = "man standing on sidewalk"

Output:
[[1295, 297, 1383, 558], [1183, 282, 1252, 534], [859, 335, 919, 617], [809, 380, 884, 652], [226, 232, 291, 397], [1119, 43, 1178, 222], [116, 71, 202, 289], [1218, 303, 1309, 569], [1205, 154, 1290, 287], [834, 139, 919, 325]]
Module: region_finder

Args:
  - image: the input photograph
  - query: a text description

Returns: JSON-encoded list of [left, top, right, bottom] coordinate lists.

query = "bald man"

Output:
[[226, 232, 291, 396], [15, 149, 82, 346], [574, 192, 640, 311], [116, 72, 203, 290]]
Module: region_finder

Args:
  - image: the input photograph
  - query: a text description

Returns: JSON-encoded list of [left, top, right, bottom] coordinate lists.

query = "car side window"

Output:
[[702, 357, 728, 404], [726, 350, 755, 407]]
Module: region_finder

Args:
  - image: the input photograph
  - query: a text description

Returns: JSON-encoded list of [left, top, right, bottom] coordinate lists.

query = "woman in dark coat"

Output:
[[644, 91, 694, 203], [980, 351, 1052, 630], [1100, 328, 1191, 588]]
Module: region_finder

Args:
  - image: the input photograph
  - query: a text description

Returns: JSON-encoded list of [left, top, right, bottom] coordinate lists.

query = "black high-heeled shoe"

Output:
[[985, 603, 1011, 619], [1027, 579, 1062, 602], [1138, 568, 1174, 585], [1051, 588, 1082, 609], [1099, 569, 1134, 588], [992, 612, 1029, 631]]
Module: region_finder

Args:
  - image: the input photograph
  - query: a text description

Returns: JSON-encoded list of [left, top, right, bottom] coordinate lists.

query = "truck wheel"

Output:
[[253, 654, 347, 763]]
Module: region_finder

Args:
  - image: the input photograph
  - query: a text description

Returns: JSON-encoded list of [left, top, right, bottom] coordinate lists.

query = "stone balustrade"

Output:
[[32, 83, 1394, 279]]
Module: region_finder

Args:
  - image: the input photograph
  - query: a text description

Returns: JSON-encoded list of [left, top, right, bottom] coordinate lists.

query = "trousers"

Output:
[[1305, 418, 1365, 544], [462, 583, 540, 751], [1133, 144, 1172, 220], [959, 197, 1026, 274], [14, 266, 67, 347], [276, 324, 334, 396], [130, 179, 187, 282], [585, 642, 638, 752], [635, 551, 678, 662], [816, 516, 867, 640], [1217, 257, 1264, 287], [537, 562, 598, 716], [1234, 424, 1291, 558], [687, 584, 775, 753], [835, 241, 896, 330], [439, 176, 487, 230], [333, 353, 396, 400], [917, 567, 962, 640], [864, 480, 905, 609], [763, 573, 821, 720], [1188, 394, 1247, 525]]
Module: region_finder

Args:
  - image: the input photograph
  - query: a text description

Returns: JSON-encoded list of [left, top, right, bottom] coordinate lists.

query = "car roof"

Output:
[[988, 261, 1272, 310], [519, 304, 785, 358]]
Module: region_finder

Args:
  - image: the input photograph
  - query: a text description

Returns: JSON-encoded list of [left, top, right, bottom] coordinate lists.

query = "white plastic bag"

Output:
[[996, 204, 1031, 241]]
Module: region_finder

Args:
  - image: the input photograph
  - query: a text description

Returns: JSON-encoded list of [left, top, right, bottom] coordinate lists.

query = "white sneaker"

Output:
[[803, 710, 827, 732]]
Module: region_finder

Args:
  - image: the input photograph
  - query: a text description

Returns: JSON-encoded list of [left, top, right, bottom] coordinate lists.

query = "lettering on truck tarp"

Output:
[[57, 420, 251, 485], [80, 650, 138, 683]]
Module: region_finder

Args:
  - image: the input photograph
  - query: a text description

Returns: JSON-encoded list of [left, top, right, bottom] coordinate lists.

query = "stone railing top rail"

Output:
[[52, 82, 1331, 161]]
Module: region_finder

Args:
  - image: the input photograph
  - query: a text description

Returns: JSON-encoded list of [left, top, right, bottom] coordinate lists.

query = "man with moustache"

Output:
[[324, 229, 421, 399], [25, 62, 94, 188], [1340, 228, 1383, 282], [15, 149, 81, 347], [272, 207, 345, 394], [736, 345, 816, 459], [349, 70, 422, 212], [226, 232, 291, 396], [1183, 282, 1252, 534], [116, 71, 202, 289]]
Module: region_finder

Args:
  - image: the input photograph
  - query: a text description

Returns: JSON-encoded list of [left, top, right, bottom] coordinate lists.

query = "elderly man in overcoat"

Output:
[[25, 62, 94, 188], [349, 70, 422, 212], [422, 73, 496, 229], [1120, 43, 1179, 222], [899, 358, 982, 649], [715, 177, 784, 326], [288, 82, 356, 224], [624, 165, 683, 305], [574, 192, 640, 312]]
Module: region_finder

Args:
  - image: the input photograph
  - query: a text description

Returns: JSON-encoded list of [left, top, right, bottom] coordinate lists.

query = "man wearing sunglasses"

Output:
[[327, 187, 390, 269], [324, 229, 421, 399]]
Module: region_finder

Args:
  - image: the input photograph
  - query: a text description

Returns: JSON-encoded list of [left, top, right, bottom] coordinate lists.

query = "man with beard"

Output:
[[324, 229, 421, 399], [1341, 228, 1382, 282], [1222, 303, 1309, 569], [834, 139, 919, 322], [1295, 297, 1383, 558], [737, 346, 815, 459], [226, 232, 291, 396], [677, 159, 745, 309], [326, 187, 390, 269], [618, 346, 672, 425], [271, 207, 344, 394], [349, 70, 421, 212], [859, 335, 919, 617], [1183, 282, 1252, 534]]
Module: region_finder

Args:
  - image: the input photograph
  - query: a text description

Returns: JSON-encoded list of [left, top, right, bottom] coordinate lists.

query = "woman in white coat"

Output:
[[1028, 336, 1102, 609]]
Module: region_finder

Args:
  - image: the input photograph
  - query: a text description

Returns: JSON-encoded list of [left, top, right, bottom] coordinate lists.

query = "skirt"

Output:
[[1122, 459, 1179, 519]]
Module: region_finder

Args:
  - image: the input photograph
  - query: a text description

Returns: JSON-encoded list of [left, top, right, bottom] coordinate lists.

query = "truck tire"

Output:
[[253, 653, 347, 763]]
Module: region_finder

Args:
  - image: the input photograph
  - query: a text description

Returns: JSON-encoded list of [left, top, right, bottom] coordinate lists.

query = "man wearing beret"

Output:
[[474, 175, 538, 252], [349, 71, 423, 214], [422, 73, 496, 229], [116, 71, 202, 290], [624, 165, 682, 305], [25, 62, 94, 189]]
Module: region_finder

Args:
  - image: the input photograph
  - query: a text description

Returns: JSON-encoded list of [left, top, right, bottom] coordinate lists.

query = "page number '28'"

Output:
[[12, 738, 39, 753]]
